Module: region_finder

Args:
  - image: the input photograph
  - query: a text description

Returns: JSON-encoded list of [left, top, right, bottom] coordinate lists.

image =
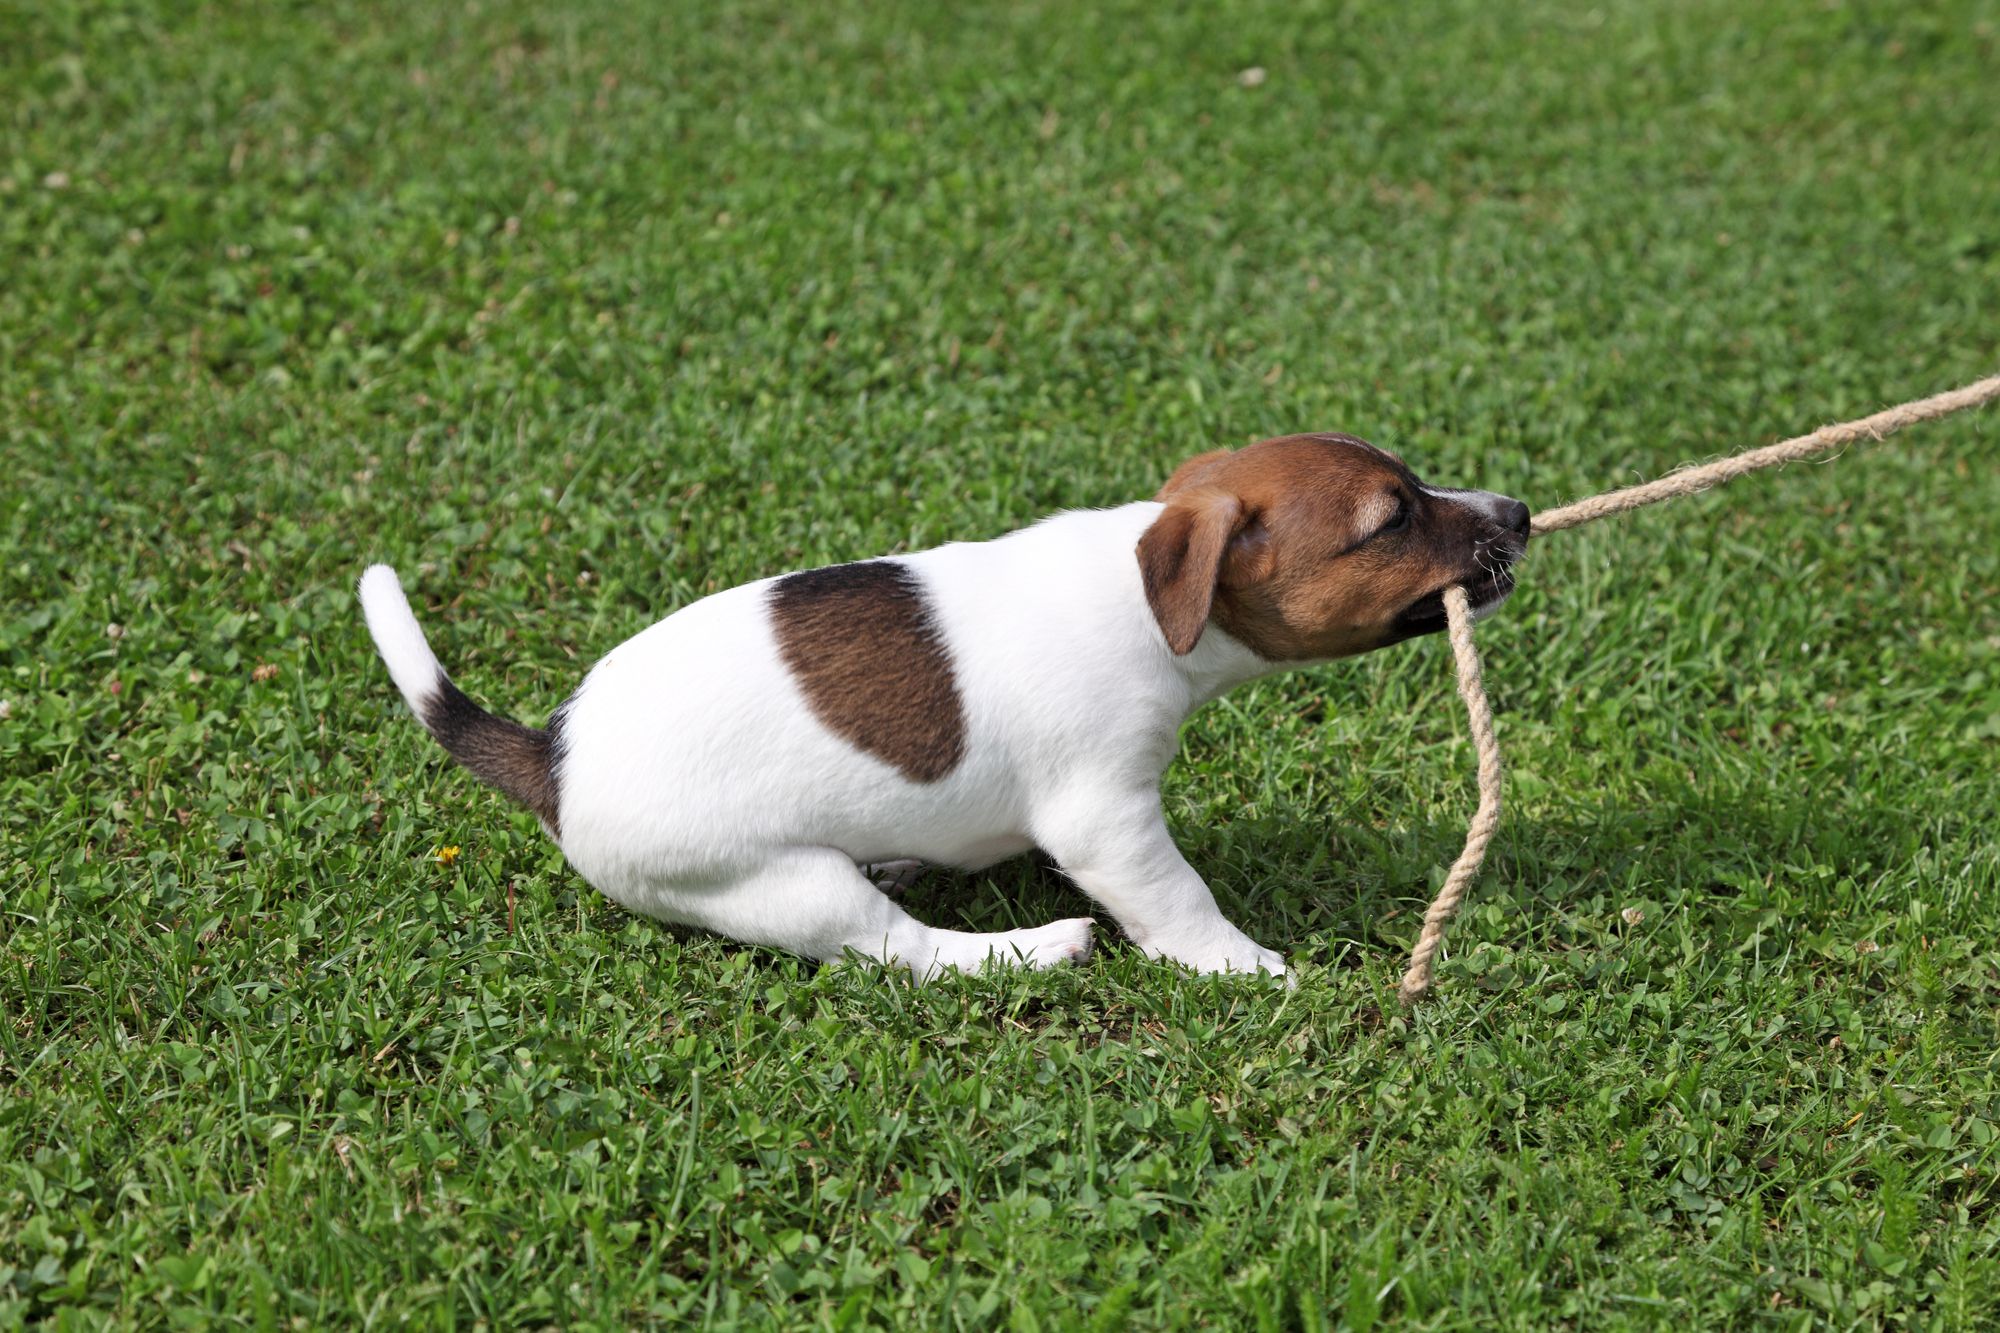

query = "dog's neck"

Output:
[[1169, 623, 1277, 707]]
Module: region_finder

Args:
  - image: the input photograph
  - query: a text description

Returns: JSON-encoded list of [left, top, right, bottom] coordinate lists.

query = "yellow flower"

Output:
[[433, 845, 461, 867]]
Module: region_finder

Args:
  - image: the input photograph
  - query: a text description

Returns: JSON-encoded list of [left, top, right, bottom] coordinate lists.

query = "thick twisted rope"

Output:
[[1394, 587, 1503, 1005], [1397, 372, 2000, 1005]]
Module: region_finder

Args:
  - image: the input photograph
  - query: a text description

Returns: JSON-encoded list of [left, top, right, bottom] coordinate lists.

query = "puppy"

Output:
[[361, 433, 1528, 980]]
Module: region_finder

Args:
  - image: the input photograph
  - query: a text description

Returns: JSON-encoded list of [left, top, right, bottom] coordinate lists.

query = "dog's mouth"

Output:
[[1392, 556, 1520, 639]]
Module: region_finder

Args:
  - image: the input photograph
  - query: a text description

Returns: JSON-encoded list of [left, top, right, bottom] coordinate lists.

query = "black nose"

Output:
[[1500, 498, 1530, 536]]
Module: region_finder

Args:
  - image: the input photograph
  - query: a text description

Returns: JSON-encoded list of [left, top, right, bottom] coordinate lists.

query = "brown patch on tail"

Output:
[[421, 677, 567, 833], [769, 561, 967, 783]]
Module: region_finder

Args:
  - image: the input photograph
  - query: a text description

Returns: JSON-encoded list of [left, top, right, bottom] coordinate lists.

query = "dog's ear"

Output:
[[1155, 449, 1234, 501], [1137, 487, 1270, 655]]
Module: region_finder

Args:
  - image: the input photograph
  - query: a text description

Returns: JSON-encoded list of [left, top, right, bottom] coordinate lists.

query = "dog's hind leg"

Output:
[[859, 858, 929, 896], [687, 848, 1094, 981]]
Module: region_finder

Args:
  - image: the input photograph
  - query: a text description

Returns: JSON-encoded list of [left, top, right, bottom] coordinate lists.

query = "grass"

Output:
[[4, 0, 2000, 1325]]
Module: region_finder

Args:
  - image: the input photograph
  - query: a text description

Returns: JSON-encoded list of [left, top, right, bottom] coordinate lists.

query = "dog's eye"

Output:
[[1380, 497, 1411, 535]]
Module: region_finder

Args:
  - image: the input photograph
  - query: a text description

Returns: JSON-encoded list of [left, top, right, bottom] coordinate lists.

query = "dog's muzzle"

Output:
[[1392, 496, 1530, 637]]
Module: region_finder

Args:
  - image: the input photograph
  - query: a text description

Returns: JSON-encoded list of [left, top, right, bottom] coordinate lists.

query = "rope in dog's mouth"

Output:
[[1397, 372, 2000, 1007]]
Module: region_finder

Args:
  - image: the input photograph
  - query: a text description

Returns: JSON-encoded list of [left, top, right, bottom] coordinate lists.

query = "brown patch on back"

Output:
[[1139, 434, 1522, 661], [770, 561, 968, 783]]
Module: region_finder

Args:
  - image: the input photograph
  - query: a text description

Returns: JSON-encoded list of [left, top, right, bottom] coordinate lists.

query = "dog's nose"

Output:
[[1500, 498, 1531, 536]]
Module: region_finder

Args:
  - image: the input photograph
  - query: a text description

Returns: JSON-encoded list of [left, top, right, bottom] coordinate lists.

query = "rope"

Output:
[[1397, 372, 2000, 1005], [1532, 375, 2000, 534], [1395, 588, 1503, 1006]]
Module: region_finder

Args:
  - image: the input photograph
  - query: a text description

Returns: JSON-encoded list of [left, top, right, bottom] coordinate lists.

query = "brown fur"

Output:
[[1138, 434, 1524, 660], [770, 561, 968, 783], [422, 680, 567, 834]]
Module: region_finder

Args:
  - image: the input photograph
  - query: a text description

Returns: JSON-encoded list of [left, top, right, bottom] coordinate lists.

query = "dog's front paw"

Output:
[[1148, 929, 1288, 980]]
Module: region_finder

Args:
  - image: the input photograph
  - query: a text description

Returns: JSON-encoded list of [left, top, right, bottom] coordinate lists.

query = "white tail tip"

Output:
[[358, 564, 444, 717]]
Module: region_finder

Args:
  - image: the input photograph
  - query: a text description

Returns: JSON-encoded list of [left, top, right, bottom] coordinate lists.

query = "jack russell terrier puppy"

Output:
[[361, 433, 1529, 981]]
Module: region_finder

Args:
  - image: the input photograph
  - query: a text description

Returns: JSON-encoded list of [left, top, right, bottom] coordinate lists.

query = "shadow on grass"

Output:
[[883, 776, 1967, 955], [591, 774, 1977, 995]]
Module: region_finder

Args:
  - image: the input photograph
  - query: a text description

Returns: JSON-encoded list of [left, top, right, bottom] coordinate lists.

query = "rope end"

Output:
[[1393, 583, 1503, 1006]]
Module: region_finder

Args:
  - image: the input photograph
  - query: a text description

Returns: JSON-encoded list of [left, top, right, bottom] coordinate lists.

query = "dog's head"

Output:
[[1137, 433, 1528, 660]]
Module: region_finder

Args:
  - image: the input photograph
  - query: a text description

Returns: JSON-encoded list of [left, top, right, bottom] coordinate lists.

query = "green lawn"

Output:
[[5, 0, 2000, 1326]]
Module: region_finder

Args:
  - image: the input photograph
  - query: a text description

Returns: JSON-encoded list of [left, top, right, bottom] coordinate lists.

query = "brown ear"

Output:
[[1155, 449, 1234, 500], [1137, 487, 1256, 655]]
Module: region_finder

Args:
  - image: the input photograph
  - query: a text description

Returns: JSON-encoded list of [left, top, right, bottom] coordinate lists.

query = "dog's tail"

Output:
[[358, 564, 564, 832]]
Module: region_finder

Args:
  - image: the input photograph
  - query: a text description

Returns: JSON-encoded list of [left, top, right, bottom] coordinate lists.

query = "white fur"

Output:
[[539, 502, 1283, 979], [358, 565, 444, 715], [366, 497, 1515, 981]]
